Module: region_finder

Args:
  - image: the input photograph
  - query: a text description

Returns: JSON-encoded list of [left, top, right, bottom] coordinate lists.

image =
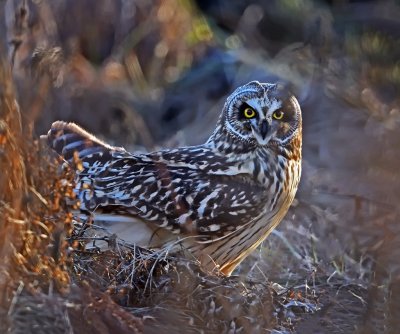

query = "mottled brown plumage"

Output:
[[46, 81, 302, 275]]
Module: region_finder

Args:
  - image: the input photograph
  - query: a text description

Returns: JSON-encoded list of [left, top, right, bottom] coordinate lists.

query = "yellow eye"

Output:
[[273, 110, 284, 120], [243, 107, 256, 119]]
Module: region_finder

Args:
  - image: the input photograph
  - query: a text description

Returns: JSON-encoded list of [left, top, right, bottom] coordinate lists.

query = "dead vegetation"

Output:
[[0, 60, 144, 333]]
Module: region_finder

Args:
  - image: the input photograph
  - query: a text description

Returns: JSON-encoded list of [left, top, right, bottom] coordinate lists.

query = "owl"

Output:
[[46, 81, 302, 276]]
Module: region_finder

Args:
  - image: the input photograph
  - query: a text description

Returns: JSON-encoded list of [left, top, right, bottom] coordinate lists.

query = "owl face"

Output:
[[223, 81, 301, 146]]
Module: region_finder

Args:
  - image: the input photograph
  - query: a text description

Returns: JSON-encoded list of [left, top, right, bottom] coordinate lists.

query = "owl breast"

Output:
[[187, 147, 302, 275]]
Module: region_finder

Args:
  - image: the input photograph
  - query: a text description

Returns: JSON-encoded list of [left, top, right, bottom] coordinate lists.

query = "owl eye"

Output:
[[243, 107, 256, 119], [272, 110, 284, 120]]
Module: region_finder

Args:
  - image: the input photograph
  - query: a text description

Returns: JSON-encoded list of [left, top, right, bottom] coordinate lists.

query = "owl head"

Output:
[[221, 81, 302, 147]]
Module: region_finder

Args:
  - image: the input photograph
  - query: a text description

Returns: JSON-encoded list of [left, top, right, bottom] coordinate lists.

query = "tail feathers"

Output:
[[46, 121, 124, 162]]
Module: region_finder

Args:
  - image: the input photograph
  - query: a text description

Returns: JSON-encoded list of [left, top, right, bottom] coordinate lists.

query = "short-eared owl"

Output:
[[46, 81, 302, 275]]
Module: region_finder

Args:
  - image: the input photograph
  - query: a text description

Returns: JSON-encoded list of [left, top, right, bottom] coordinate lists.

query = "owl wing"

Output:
[[46, 122, 269, 240]]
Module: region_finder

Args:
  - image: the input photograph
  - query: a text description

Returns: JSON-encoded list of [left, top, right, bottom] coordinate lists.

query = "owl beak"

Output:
[[259, 120, 269, 140]]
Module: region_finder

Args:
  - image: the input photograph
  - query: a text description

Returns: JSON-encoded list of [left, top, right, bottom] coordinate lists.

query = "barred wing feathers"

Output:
[[46, 121, 269, 241]]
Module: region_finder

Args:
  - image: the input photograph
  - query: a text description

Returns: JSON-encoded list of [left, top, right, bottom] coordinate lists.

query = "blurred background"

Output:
[[1, 0, 400, 332]]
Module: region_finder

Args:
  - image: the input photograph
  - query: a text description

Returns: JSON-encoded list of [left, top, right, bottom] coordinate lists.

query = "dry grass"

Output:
[[0, 59, 144, 333]]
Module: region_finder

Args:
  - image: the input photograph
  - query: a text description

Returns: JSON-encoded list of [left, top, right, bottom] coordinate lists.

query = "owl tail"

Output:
[[44, 121, 125, 164]]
